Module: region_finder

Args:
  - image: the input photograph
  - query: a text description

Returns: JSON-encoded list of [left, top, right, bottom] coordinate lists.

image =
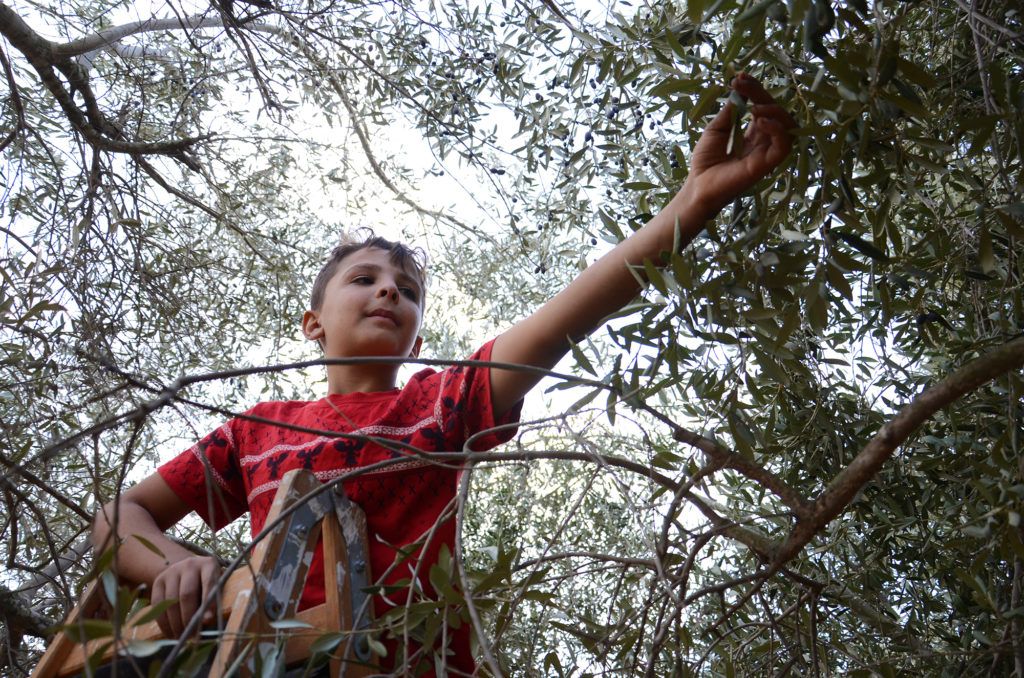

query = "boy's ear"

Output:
[[302, 310, 325, 343], [409, 336, 423, 359]]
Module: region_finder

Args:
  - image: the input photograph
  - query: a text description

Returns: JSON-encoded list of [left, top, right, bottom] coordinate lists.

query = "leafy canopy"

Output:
[[1, 0, 1022, 675]]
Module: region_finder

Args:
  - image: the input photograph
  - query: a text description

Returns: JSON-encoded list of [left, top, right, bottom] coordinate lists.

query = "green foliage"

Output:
[[2, 0, 1022, 675]]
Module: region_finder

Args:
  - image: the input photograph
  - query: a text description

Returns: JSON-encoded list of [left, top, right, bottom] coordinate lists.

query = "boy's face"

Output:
[[302, 247, 423, 360]]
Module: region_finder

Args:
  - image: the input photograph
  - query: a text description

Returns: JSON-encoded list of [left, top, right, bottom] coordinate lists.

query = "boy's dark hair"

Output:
[[310, 230, 429, 310]]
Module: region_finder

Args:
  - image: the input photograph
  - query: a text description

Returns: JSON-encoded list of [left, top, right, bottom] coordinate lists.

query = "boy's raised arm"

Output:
[[489, 74, 795, 417]]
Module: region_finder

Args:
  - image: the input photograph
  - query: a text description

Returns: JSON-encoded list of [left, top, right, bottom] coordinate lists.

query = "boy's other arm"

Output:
[[92, 473, 221, 638], [490, 74, 795, 417]]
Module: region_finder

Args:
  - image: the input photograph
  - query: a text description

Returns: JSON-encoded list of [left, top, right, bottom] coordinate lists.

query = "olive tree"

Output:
[[1, 0, 1022, 675]]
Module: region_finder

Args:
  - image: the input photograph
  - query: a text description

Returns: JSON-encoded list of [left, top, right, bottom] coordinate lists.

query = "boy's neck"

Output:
[[325, 363, 401, 396]]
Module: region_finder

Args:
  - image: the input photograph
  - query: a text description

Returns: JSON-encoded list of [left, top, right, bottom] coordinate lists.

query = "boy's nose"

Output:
[[377, 285, 398, 301]]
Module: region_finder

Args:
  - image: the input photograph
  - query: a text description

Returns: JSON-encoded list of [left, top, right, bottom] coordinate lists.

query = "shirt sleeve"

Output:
[[157, 419, 248, 530], [437, 338, 523, 451]]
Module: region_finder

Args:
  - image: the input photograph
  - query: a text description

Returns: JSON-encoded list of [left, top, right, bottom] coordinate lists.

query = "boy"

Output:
[[92, 73, 794, 674]]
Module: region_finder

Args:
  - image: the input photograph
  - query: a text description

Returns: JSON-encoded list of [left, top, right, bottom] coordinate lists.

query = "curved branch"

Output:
[[949, 0, 1023, 40], [0, 458, 91, 522], [672, 426, 810, 518], [52, 14, 283, 59], [287, 30, 500, 244], [0, 43, 25, 153], [0, 2, 209, 164], [0, 585, 54, 639], [773, 334, 1024, 565], [333, 67, 496, 243]]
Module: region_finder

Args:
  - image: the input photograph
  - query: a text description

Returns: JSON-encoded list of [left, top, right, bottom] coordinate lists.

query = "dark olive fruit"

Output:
[[767, 2, 787, 23]]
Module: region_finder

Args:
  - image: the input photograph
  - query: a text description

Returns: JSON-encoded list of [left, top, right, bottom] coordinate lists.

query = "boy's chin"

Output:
[[327, 344, 416, 361]]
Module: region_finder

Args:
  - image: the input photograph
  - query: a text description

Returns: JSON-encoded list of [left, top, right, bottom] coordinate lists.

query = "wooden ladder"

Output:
[[31, 469, 375, 678]]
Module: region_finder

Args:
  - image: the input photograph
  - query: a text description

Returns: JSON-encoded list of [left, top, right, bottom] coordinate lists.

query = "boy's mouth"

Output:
[[367, 309, 399, 325]]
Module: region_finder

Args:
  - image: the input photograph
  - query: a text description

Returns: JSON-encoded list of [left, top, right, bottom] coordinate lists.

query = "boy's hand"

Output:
[[150, 555, 221, 638], [487, 74, 795, 418], [682, 72, 796, 219]]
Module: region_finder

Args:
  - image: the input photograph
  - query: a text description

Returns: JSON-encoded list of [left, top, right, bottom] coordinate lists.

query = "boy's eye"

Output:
[[353, 275, 373, 284], [400, 287, 419, 301]]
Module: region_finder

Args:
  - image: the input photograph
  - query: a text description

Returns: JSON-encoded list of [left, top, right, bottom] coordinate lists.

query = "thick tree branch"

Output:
[[773, 335, 1024, 565], [0, 586, 54, 639], [12, 538, 90, 598], [0, 43, 24, 153], [52, 14, 281, 59], [0, 2, 208, 164], [682, 493, 775, 558]]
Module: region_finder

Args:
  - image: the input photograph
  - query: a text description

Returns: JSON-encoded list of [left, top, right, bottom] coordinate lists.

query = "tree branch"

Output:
[[0, 460, 91, 522], [52, 14, 282, 60], [12, 538, 90, 598], [773, 335, 1024, 565], [0, 2, 209, 164], [333, 74, 496, 243], [135, 156, 217, 213], [286, 31, 500, 245], [950, 0, 1023, 40], [0, 43, 24, 153], [672, 426, 811, 518], [0, 585, 55, 639]]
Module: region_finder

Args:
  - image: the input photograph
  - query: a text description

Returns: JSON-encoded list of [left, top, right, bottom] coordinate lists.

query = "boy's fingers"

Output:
[[155, 615, 172, 639], [155, 610, 173, 638], [730, 72, 776, 106], [179, 579, 200, 635], [200, 560, 220, 622], [703, 97, 737, 138], [749, 102, 788, 117], [750, 103, 796, 129], [749, 114, 786, 138], [712, 75, 791, 135], [153, 576, 182, 638], [756, 118, 794, 167]]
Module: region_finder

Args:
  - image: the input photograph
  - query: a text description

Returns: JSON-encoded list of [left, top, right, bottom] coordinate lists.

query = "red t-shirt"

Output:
[[158, 340, 520, 674]]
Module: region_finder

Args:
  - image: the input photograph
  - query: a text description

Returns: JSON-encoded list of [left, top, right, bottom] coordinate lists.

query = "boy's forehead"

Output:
[[336, 247, 421, 284]]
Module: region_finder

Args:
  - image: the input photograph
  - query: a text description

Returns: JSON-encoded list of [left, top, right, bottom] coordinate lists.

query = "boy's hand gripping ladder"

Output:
[[31, 469, 375, 678]]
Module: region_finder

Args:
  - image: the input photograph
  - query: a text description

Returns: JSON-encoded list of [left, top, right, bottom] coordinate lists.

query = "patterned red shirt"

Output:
[[158, 340, 520, 673]]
